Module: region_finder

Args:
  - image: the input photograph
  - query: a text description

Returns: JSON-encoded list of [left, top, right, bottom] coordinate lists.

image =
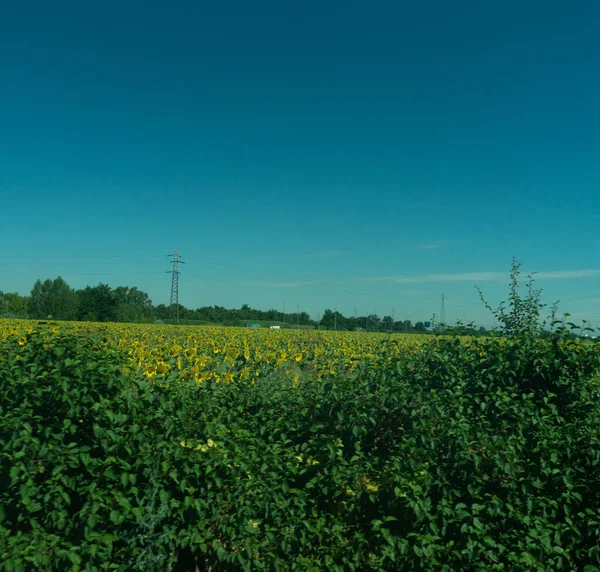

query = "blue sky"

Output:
[[1, 0, 600, 327]]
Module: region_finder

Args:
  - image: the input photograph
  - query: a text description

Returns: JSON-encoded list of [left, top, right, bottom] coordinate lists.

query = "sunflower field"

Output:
[[0, 320, 430, 387], [2, 318, 600, 571]]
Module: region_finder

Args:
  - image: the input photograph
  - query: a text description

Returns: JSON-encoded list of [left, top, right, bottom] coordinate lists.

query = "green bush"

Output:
[[0, 327, 179, 570], [393, 334, 600, 569], [2, 319, 600, 570]]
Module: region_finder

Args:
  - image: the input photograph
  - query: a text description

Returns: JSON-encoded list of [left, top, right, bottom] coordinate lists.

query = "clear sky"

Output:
[[1, 0, 600, 327]]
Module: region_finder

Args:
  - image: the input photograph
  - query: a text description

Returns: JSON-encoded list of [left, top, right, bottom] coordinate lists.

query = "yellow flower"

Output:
[[18, 337, 26, 346], [155, 360, 169, 374]]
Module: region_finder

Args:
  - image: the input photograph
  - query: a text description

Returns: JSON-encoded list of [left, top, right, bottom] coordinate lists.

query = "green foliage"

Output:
[[113, 287, 155, 323], [0, 327, 177, 570], [476, 258, 558, 337], [76, 284, 119, 322], [396, 332, 600, 569], [2, 320, 600, 570], [29, 278, 78, 321], [12, 277, 160, 323]]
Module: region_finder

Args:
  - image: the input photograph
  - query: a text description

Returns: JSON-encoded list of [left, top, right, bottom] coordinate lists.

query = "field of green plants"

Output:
[[2, 269, 600, 570]]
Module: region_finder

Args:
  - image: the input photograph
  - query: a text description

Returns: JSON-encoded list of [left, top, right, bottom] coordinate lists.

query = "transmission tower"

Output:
[[167, 249, 184, 324], [440, 293, 446, 331]]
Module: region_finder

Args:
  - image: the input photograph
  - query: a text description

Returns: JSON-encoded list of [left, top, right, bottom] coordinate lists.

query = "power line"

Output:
[[3, 260, 165, 267], [185, 258, 435, 306], [0, 251, 172, 260]]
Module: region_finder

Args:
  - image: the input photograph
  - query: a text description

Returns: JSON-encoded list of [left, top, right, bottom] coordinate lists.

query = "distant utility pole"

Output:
[[440, 294, 446, 330], [167, 249, 184, 325]]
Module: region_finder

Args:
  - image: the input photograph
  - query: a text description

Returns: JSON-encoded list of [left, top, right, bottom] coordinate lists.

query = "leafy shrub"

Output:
[[476, 258, 557, 337], [395, 334, 600, 569], [2, 312, 600, 570], [0, 327, 179, 571]]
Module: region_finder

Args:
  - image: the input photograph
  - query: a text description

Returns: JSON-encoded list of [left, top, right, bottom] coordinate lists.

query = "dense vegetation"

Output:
[[1, 333, 599, 568]]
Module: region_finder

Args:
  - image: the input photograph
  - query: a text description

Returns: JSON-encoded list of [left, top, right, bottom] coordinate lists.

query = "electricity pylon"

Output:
[[167, 249, 184, 324]]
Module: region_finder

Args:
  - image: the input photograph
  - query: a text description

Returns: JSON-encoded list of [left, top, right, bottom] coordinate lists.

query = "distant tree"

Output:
[[367, 314, 380, 331], [29, 279, 51, 318], [320, 309, 336, 329], [178, 305, 194, 321], [154, 304, 170, 321], [240, 303, 251, 318], [77, 283, 118, 322], [51, 277, 78, 320], [382, 315, 394, 331], [113, 286, 154, 323], [414, 321, 426, 333], [29, 277, 77, 320], [1, 292, 29, 318]]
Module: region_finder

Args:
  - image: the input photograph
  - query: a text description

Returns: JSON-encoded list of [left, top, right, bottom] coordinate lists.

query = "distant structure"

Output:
[[167, 249, 184, 324], [440, 293, 446, 330]]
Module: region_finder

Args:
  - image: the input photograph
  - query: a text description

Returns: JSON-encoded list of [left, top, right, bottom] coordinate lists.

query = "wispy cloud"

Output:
[[294, 250, 348, 258], [535, 270, 600, 280], [244, 280, 318, 288], [362, 272, 505, 284], [418, 240, 448, 250], [359, 269, 600, 284]]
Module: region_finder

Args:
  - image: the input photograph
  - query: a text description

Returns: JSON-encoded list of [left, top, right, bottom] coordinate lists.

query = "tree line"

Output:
[[1, 278, 155, 323], [0, 276, 486, 333]]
